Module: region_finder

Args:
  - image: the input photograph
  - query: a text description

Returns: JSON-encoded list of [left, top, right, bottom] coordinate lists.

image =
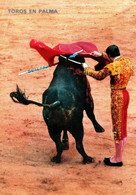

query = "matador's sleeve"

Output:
[[84, 67, 111, 80]]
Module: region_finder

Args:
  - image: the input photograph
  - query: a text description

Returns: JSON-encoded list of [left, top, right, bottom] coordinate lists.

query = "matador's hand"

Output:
[[82, 63, 89, 69]]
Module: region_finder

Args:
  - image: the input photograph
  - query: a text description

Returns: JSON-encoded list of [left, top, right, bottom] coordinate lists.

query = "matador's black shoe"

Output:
[[104, 158, 123, 167]]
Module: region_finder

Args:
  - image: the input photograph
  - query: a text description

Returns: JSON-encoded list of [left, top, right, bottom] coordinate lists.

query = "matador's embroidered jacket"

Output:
[[84, 56, 133, 89]]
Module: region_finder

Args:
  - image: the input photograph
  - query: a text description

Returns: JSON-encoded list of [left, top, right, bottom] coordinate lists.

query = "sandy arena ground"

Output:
[[0, 0, 136, 194]]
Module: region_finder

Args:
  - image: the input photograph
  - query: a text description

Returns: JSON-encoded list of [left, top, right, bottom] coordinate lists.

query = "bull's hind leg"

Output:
[[48, 127, 63, 163], [62, 130, 69, 150], [85, 100, 105, 133], [70, 124, 94, 164]]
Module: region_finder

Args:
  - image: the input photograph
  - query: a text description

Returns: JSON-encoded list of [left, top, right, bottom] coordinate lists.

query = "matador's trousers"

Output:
[[111, 88, 129, 143]]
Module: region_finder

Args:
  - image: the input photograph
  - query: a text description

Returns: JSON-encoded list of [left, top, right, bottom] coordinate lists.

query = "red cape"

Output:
[[30, 39, 99, 66]]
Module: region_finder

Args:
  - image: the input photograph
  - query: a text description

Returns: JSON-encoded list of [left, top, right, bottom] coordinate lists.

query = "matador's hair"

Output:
[[106, 45, 120, 58]]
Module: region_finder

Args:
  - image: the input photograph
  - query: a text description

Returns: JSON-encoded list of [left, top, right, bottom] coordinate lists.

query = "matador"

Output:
[[82, 45, 134, 167]]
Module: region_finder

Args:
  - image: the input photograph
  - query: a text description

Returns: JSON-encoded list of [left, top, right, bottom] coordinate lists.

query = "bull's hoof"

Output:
[[51, 156, 61, 163], [83, 157, 94, 164], [62, 141, 69, 150], [94, 123, 105, 133]]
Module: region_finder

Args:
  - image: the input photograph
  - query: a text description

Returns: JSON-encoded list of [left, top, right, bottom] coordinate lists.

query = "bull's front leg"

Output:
[[86, 108, 105, 132], [48, 128, 63, 163], [84, 77, 104, 132], [85, 100, 105, 133], [70, 125, 94, 164]]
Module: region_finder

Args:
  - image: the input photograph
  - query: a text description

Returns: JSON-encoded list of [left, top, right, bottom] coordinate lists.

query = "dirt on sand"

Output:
[[0, 0, 136, 194]]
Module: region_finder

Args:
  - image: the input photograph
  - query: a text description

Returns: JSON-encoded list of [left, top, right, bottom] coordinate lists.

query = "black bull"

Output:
[[10, 56, 105, 164]]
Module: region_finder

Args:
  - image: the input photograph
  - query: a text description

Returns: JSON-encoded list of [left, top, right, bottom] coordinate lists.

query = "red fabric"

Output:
[[53, 41, 98, 57], [121, 89, 129, 139], [30, 39, 63, 66], [30, 39, 98, 66]]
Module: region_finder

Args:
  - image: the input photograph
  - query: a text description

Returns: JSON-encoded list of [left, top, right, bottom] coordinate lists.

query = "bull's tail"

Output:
[[10, 85, 60, 108]]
